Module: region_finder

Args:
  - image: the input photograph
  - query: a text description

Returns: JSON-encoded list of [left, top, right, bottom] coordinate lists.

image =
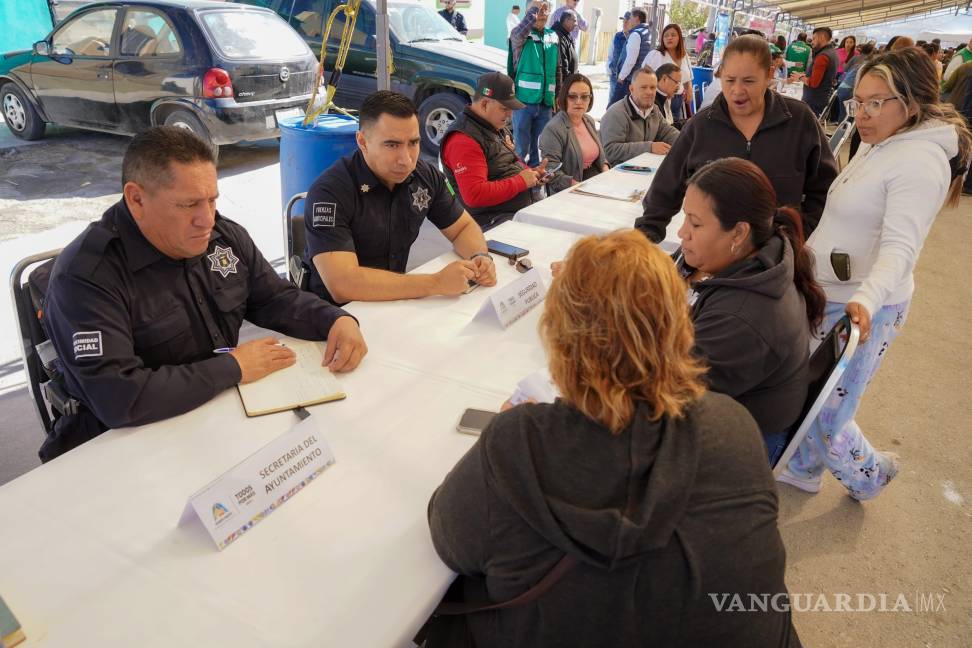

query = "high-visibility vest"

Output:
[[512, 28, 558, 107]]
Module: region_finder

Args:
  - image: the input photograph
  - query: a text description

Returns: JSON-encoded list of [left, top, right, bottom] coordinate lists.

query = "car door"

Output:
[[29, 7, 121, 128], [285, 0, 376, 108], [113, 7, 190, 133]]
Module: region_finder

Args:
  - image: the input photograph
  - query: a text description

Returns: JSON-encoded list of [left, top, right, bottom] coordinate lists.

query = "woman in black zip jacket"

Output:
[[637, 35, 838, 244], [676, 157, 826, 465]]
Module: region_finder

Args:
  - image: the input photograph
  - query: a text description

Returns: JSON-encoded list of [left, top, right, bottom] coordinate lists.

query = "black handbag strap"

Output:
[[434, 553, 578, 616]]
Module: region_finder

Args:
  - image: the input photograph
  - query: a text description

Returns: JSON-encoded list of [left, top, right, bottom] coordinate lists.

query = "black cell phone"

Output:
[[830, 251, 851, 281], [618, 163, 655, 173], [487, 240, 529, 260], [463, 279, 480, 294], [457, 408, 496, 435]]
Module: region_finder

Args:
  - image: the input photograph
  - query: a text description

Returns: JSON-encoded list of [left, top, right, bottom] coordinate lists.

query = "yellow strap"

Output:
[[302, 0, 363, 126]]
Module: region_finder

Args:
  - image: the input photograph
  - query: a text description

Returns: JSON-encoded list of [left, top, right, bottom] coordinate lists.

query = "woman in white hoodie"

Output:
[[779, 48, 972, 500]]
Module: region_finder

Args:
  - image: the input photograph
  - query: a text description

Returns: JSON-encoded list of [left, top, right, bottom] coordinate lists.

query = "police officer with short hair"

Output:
[[41, 127, 367, 461], [302, 90, 496, 304]]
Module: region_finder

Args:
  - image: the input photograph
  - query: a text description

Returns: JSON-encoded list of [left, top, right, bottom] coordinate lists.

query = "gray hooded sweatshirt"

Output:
[[428, 393, 800, 647]]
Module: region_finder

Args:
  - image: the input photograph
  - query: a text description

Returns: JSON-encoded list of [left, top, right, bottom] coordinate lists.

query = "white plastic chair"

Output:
[[772, 315, 861, 476]]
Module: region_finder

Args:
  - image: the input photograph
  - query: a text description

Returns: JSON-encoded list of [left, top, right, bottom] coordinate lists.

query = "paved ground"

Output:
[[0, 67, 969, 646]]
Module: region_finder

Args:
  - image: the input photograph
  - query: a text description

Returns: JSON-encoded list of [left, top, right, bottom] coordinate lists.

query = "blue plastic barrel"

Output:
[[279, 114, 359, 217], [692, 66, 714, 110]]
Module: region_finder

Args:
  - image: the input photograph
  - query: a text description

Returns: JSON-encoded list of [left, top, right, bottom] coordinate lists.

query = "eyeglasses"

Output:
[[843, 96, 902, 118], [567, 93, 592, 102], [514, 257, 533, 273]]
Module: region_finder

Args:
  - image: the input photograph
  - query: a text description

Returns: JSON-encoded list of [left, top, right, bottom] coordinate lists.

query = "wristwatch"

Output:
[[469, 252, 492, 262]]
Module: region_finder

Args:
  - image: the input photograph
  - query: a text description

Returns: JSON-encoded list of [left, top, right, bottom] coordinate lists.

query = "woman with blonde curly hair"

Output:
[[427, 230, 799, 647]]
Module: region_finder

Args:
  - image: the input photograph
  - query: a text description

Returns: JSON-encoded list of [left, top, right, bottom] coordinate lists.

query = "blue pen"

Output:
[[213, 347, 236, 354]]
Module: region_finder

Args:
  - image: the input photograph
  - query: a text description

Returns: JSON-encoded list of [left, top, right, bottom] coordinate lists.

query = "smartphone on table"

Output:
[[457, 408, 497, 436], [487, 240, 529, 261], [618, 163, 654, 173]]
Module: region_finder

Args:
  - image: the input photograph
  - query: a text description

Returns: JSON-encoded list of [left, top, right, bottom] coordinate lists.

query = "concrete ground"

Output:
[[0, 66, 970, 646]]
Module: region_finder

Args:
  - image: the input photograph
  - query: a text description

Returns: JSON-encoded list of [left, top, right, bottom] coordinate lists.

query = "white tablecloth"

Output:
[[0, 221, 579, 647], [513, 152, 685, 251]]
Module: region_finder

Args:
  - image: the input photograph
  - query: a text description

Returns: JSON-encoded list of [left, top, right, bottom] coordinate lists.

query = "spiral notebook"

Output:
[[236, 337, 346, 417]]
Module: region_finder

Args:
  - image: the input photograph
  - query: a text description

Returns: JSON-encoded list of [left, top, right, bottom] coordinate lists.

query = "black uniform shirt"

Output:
[[302, 150, 464, 303], [44, 199, 351, 431]]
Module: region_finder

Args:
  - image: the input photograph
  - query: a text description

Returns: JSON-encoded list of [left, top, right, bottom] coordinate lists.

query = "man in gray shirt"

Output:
[[599, 66, 679, 166]]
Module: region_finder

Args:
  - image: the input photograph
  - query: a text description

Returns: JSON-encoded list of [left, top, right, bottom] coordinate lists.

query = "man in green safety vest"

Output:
[[508, 0, 559, 166], [944, 39, 972, 85], [785, 32, 812, 77]]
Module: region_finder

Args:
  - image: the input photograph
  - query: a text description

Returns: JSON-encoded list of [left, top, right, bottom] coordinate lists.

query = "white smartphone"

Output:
[[457, 408, 496, 436]]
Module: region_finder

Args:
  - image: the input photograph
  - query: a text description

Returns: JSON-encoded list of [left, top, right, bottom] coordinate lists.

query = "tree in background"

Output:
[[667, 0, 707, 31]]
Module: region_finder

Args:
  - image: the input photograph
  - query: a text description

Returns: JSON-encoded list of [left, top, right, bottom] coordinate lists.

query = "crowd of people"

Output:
[[29, 3, 972, 645]]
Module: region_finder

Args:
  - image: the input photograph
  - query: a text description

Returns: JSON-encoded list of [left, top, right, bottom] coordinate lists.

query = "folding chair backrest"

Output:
[[772, 315, 860, 476], [829, 119, 856, 158], [818, 90, 839, 126], [9, 250, 61, 434], [283, 191, 308, 290]]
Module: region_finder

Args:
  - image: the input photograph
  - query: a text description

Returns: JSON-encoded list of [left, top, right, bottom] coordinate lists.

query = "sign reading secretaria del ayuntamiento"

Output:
[[179, 415, 336, 550]]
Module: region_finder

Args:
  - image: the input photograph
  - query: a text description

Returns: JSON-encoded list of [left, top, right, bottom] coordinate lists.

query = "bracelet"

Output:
[[469, 252, 492, 262]]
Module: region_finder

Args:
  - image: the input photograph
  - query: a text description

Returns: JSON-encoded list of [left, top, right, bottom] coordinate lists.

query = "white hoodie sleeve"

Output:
[[849, 144, 950, 316]]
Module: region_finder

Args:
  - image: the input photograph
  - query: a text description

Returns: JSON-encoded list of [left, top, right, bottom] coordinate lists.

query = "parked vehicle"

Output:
[[232, 0, 506, 154], [0, 0, 321, 158]]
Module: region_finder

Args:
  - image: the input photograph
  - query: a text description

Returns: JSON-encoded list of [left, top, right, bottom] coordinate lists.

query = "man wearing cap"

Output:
[[441, 72, 548, 229], [438, 0, 468, 36], [606, 12, 632, 95], [301, 91, 495, 305]]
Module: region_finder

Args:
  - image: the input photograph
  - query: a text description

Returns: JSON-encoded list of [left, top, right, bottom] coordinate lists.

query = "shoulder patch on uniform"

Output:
[[73, 331, 103, 359], [312, 202, 337, 228]]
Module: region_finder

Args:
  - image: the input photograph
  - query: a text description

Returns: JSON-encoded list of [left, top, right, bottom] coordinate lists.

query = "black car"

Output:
[[232, 0, 506, 154], [0, 0, 320, 156]]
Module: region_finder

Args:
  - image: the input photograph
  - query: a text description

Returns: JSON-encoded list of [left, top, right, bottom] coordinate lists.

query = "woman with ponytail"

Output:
[[677, 158, 825, 465], [780, 47, 972, 500]]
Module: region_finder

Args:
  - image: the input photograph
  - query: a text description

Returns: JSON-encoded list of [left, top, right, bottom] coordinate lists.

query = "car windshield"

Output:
[[200, 9, 309, 59], [387, 2, 463, 43]]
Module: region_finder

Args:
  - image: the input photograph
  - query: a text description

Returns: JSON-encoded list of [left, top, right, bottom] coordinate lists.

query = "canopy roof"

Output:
[[768, 0, 971, 32]]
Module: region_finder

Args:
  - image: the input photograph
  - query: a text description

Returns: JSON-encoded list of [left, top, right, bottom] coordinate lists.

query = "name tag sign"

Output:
[[476, 268, 547, 328], [179, 414, 335, 550]]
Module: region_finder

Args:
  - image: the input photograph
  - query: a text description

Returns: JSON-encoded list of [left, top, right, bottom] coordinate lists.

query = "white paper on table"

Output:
[[509, 368, 559, 405], [571, 173, 645, 202]]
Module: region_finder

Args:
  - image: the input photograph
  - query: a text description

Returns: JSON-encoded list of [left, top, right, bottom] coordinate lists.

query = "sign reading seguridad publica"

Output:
[[179, 414, 335, 550]]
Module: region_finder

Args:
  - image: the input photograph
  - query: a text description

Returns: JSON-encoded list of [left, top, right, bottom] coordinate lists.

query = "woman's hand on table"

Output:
[[551, 260, 564, 277]]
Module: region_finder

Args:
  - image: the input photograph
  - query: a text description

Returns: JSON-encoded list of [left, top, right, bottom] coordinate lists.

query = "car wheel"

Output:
[[163, 109, 219, 163], [1, 83, 46, 141], [418, 92, 468, 155]]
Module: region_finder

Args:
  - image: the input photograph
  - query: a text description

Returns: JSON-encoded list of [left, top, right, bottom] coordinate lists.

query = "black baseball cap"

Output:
[[475, 71, 525, 109]]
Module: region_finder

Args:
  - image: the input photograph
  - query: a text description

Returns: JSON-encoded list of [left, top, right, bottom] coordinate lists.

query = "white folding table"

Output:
[[513, 152, 685, 251], [0, 221, 579, 648]]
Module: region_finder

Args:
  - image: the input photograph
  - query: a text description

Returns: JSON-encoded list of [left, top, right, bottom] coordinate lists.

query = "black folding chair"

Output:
[[283, 191, 308, 290], [772, 315, 861, 476], [828, 117, 856, 160], [9, 249, 62, 435]]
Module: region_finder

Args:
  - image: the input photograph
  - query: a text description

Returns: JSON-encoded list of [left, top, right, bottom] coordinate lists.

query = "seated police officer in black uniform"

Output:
[[41, 127, 367, 460], [302, 91, 496, 305]]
